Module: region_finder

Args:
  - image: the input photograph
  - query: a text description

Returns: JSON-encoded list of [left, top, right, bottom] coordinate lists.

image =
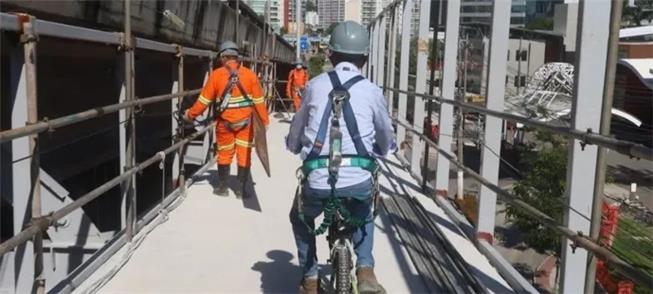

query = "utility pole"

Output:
[[236, 0, 240, 45], [585, 0, 623, 292], [296, 0, 302, 61]]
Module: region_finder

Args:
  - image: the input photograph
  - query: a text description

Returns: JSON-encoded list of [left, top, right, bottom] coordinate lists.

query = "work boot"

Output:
[[214, 165, 229, 196], [235, 166, 250, 199], [299, 277, 319, 294], [357, 267, 386, 294]]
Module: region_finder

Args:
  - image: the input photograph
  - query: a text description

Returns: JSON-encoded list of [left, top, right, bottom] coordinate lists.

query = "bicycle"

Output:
[[324, 200, 358, 294]]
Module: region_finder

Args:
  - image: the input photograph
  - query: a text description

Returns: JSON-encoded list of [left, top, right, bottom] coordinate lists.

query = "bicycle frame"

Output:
[[325, 208, 358, 294]]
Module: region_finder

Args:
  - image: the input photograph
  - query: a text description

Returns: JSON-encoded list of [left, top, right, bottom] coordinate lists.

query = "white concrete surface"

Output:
[[81, 116, 510, 293]]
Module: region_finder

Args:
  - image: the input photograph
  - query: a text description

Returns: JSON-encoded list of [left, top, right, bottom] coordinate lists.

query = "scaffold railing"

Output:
[[366, 0, 653, 292], [0, 4, 290, 292]]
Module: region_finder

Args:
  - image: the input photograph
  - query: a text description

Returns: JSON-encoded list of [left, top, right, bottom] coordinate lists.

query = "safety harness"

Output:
[[216, 66, 254, 130], [296, 71, 380, 235]]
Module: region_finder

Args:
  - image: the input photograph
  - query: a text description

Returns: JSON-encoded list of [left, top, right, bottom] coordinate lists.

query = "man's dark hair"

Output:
[[328, 51, 367, 68]]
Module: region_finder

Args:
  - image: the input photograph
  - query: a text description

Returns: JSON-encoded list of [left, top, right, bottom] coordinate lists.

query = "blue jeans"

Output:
[[289, 179, 375, 278]]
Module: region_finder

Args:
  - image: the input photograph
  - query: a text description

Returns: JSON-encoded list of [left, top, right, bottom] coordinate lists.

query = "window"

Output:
[[510, 17, 525, 25], [514, 49, 528, 61], [507, 50, 510, 61], [514, 76, 526, 87]]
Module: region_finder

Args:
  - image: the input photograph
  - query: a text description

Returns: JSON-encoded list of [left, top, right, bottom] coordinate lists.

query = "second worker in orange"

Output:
[[287, 59, 309, 111]]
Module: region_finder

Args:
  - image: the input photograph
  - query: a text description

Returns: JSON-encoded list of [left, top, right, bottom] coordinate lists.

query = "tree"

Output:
[[623, 0, 653, 27], [506, 131, 567, 255], [308, 54, 326, 77], [325, 23, 338, 35], [306, 0, 317, 12], [280, 26, 289, 35], [525, 18, 554, 30]]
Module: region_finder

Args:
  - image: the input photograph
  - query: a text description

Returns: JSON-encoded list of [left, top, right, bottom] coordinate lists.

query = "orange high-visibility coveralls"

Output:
[[286, 68, 309, 110], [187, 60, 269, 168]]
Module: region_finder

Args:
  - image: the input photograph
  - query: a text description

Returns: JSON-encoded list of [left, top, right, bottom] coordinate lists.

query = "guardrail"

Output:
[[395, 119, 653, 289], [0, 4, 288, 292], [367, 0, 652, 292]]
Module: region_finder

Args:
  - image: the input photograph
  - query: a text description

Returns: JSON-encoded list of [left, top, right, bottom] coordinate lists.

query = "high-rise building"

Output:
[[361, 0, 377, 26], [284, 0, 309, 33], [345, 0, 362, 24], [243, 0, 285, 33], [286, 0, 309, 24], [460, 0, 527, 27], [318, 0, 345, 29], [526, 0, 563, 23], [306, 11, 320, 27]]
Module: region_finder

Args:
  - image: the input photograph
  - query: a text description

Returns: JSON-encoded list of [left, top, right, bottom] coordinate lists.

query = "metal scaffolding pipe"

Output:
[[0, 123, 215, 257], [0, 89, 201, 143], [20, 15, 45, 294], [384, 87, 653, 161], [394, 119, 653, 289]]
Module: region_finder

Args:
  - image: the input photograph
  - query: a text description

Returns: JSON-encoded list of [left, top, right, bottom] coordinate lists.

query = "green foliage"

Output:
[[281, 26, 289, 35], [407, 37, 442, 74], [611, 217, 653, 290], [306, 0, 317, 12], [623, 0, 653, 27], [525, 18, 554, 30], [308, 54, 326, 77], [506, 131, 568, 255], [325, 23, 338, 35]]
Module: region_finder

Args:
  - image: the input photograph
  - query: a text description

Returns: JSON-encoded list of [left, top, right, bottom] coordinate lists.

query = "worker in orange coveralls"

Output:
[[184, 41, 269, 198], [286, 59, 309, 111]]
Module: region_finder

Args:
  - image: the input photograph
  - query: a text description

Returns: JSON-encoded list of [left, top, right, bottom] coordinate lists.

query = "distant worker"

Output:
[[286, 21, 396, 294], [287, 59, 309, 111], [184, 41, 269, 198]]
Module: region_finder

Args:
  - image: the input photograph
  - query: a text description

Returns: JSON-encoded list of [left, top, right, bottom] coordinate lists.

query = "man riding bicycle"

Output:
[[286, 21, 396, 294]]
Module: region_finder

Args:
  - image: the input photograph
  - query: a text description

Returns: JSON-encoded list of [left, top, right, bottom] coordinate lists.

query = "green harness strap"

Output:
[[297, 156, 379, 235], [302, 156, 378, 175]]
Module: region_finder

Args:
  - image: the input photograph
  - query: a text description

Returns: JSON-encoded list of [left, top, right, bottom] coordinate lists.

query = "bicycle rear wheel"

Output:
[[333, 245, 353, 294]]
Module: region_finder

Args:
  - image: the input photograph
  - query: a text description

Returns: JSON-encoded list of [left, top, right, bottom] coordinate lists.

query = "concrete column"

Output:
[[397, 0, 414, 154], [434, 0, 461, 197], [370, 23, 377, 81], [386, 7, 399, 112], [410, 0, 433, 178], [476, 0, 512, 244], [376, 16, 387, 87], [560, 1, 611, 293], [8, 33, 33, 294]]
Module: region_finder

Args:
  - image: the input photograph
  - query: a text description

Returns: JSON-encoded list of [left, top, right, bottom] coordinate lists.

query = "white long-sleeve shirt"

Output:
[[286, 62, 397, 190]]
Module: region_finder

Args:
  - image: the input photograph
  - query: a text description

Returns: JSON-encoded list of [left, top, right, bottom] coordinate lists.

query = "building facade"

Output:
[[318, 0, 345, 28], [460, 0, 527, 27], [306, 11, 320, 28], [244, 0, 285, 33], [361, 0, 377, 26], [345, 0, 362, 24]]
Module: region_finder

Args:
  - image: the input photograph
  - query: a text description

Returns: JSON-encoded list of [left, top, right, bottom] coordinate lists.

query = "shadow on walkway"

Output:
[[251, 250, 301, 293], [192, 170, 263, 212]]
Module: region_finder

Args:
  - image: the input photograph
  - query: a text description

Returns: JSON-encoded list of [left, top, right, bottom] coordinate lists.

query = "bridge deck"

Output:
[[80, 117, 511, 293]]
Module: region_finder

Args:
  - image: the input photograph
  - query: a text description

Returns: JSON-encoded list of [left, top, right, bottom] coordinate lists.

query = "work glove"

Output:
[[181, 110, 194, 124]]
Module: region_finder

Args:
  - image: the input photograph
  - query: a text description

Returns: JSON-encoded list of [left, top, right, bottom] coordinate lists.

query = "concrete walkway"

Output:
[[80, 117, 510, 293]]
